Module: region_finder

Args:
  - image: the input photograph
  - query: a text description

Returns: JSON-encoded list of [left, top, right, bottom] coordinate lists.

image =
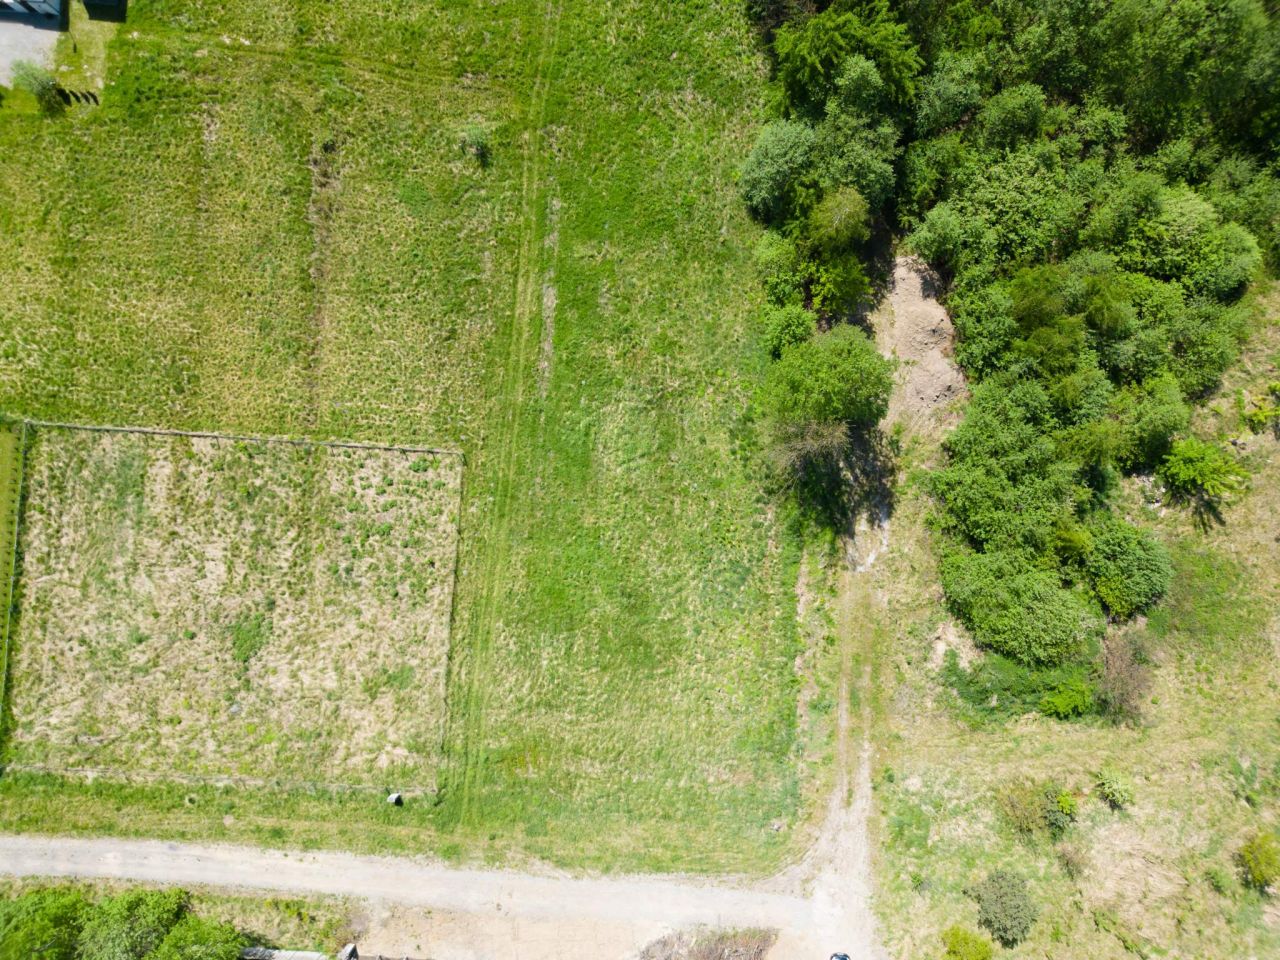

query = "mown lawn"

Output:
[[0, 2, 806, 873]]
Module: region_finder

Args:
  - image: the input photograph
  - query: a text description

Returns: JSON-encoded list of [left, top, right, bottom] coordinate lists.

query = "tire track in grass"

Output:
[[443, 1, 564, 829]]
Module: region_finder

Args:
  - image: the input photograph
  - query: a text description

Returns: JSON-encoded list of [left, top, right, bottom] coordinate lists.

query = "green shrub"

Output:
[[813, 58, 900, 210], [979, 83, 1047, 151], [1095, 767, 1136, 809], [941, 548, 1103, 666], [150, 916, 246, 960], [1113, 374, 1190, 468], [1238, 832, 1280, 891], [459, 124, 490, 167], [901, 133, 975, 227], [806, 186, 870, 255], [79, 890, 187, 960], [754, 233, 807, 305], [11, 60, 64, 116], [808, 257, 871, 317], [1038, 675, 1096, 718], [740, 120, 816, 221], [969, 870, 1037, 946], [773, 6, 922, 114], [998, 780, 1076, 841], [916, 53, 982, 137], [941, 924, 993, 960], [761, 304, 817, 359], [760, 325, 892, 430], [1206, 864, 1235, 894], [944, 650, 1097, 719], [1165, 301, 1246, 398], [1120, 187, 1261, 301], [1084, 518, 1172, 619], [0, 889, 89, 960], [1159, 438, 1247, 500], [909, 201, 987, 276]]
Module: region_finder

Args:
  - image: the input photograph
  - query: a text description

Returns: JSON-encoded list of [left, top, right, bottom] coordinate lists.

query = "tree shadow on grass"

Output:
[[788, 426, 897, 537]]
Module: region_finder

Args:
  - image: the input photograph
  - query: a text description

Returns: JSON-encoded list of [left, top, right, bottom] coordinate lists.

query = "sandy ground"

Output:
[[0, 14, 59, 86], [872, 257, 967, 442]]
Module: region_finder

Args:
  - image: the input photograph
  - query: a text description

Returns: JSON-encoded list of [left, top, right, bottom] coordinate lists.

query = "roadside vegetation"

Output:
[[0, 881, 346, 959]]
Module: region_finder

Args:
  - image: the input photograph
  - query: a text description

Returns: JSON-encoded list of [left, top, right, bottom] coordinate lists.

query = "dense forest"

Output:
[[744, 0, 1279, 716]]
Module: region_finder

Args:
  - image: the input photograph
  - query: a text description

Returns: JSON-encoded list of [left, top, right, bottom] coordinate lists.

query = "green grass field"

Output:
[[0, 2, 806, 872]]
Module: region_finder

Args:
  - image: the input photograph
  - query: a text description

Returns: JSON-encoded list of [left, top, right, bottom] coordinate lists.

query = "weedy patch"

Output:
[[4, 426, 462, 790]]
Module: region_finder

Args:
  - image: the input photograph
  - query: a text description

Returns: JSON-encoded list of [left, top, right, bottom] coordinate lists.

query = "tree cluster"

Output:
[[746, 0, 1278, 713]]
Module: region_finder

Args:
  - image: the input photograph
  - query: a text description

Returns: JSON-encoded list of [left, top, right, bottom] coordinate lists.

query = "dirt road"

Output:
[[0, 834, 816, 956]]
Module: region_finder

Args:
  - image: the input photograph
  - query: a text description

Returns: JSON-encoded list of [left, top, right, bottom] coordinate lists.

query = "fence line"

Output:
[[0, 416, 465, 796], [0, 420, 28, 733], [1, 762, 438, 799], [22, 418, 464, 460]]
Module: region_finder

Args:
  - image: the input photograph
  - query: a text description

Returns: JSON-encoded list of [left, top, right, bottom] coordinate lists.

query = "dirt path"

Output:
[[874, 256, 966, 442], [0, 834, 810, 957]]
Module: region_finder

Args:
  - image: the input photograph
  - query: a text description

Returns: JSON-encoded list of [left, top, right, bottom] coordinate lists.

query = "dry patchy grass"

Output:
[[867, 286, 1280, 959], [6, 426, 461, 789]]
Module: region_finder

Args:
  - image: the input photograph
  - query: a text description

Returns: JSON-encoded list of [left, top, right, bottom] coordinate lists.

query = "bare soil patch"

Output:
[[6, 426, 461, 789], [871, 256, 967, 443]]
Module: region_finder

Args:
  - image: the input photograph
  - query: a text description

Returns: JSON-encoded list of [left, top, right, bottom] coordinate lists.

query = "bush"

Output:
[[1084, 518, 1172, 619], [761, 304, 816, 359], [1165, 301, 1245, 398], [1159, 437, 1247, 501], [944, 650, 1097, 719], [1238, 832, 1280, 891], [941, 924, 993, 960], [0, 889, 90, 960], [740, 120, 816, 221], [773, 6, 922, 114], [459, 124, 490, 167], [1098, 633, 1151, 721], [806, 186, 870, 255], [150, 916, 246, 960], [1095, 767, 1136, 809], [916, 53, 982, 137], [813, 58, 900, 210], [941, 549, 1103, 666], [760, 325, 892, 430], [808, 257, 871, 317], [754, 232, 806, 305], [1038, 675, 1096, 718], [998, 780, 1076, 841], [901, 133, 975, 227], [1121, 187, 1261, 301], [969, 870, 1037, 946], [79, 890, 187, 960], [1113, 374, 1190, 469], [11, 61, 64, 116], [1057, 841, 1091, 879], [978, 83, 1047, 151]]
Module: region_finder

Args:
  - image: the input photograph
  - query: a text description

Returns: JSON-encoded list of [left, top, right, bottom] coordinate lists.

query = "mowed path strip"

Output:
[[0, 834, 811, 933]]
